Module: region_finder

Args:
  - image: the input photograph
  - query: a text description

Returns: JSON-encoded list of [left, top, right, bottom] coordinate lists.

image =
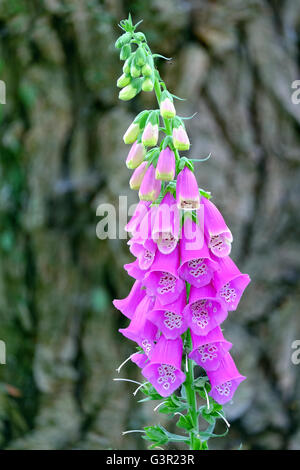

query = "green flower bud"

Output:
[[142, 77, 154, 92], [120, 44, 131, 61], [135, 32, 146, 42], [117, 73, 131, 88], [141, 55, 154, 76], [115, 32, 131, 49], [130, 62, 141, 78], [135, 46, 147, 67], [142, 63, 152, 76], [119, 78, 142, 101], [123, 57, 132, 74]]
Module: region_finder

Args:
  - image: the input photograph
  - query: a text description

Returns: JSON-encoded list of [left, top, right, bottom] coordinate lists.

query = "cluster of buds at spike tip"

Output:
[[115, 25, 155, 101]]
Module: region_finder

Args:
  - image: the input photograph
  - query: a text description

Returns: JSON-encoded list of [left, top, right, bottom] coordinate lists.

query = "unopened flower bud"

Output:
[[126, 141, 146, 169], [123, 122, 140, 144], [142, 77, 154, 92], [123, 57, 132, 74], [139, 164, 161, 201], [155, 147, 175, 181], [142, 122, 158, 147], [114, 32, 131, 49], [172, 121, 190, 151], [135, 46, 147, 67], [176, 166, 200, 210], [142, 111, 159, 147], [120, 44, 131, 61], [160, 91, 176, 119], [142, 55, 154, 76], [129, 161, 148, 190], [119, 78, 142, 102], [130, 62, 141, 78], [123, 110, 150, 144], [117, 73, 131, 88]]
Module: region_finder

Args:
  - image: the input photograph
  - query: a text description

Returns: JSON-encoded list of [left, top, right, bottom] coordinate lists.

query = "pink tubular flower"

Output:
[[176, 166, 200, 210], [206, 352, 246, 404], [143, 245, 185, 305], [129, 237, 157, 270], [131, 352, 149, 369], [147, 289, 188, 340], [189, 327, 232, 371], [172, 125, 190, 151], [155, 147, 175, 181], [179, 216, 218, 288], [126, 141, 146, 169], [202, 196, 233, 258], [119, 295, 157, 352], [152, 192, 180, 254], [213, 256, 251, 311], [142, 336, 186, 397], [183, 284, 227, 336], [129, 161, 148, 190], [139, 164, 162, 202], [125, 200, 151, 234], [142, 122, 159, 147], [124, 259, 148, 281], [131, 204, 158, 243], [113, 280, 146, 319]]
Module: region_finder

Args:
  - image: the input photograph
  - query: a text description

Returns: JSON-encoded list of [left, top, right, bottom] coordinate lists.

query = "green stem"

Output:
[[185, 329, 199, 450]]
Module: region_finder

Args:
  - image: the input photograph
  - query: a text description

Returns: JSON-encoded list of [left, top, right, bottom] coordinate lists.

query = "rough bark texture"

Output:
[[0, 0, 300, 450]]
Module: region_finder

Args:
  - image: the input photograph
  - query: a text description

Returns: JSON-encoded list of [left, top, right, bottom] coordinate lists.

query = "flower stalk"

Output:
[[112, 14, 250, 451]]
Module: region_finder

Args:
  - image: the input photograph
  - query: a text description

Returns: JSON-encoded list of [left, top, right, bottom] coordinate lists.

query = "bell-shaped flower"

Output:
[[129, 161, 148, 190], [160, 91, 176, 119], [155, 147, 175, 181], [206, 352, 246, 404], [113, 280, 146, 319], [124, 258, 149, 281], [142, 336, 185, 397], [147, 289, 188, 340], [176, 166, 200, 210], [202, 196, 233, 258], [129, 237, 157, 271], [130, 204, 158, 243], [125, 200, 150, 234], [189, 327, 232, 371], [139, 164, 161, 202], [144, 245, 185, 305], [213, 256, 251, 311], [131, 351, 149, 369], [126, 141, 146, 169], [183, 284, 227, 336], [119, 295, 157, 355], [152, 192, 180, 254], [179, 216, 218, 287]]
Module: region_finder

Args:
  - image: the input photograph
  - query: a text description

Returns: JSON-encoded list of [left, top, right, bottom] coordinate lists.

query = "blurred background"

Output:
[[0, 0, 300, 450]]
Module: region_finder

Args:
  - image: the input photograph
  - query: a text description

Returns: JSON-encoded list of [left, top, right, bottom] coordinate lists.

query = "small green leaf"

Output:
[[176, 412, 194, 431]]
